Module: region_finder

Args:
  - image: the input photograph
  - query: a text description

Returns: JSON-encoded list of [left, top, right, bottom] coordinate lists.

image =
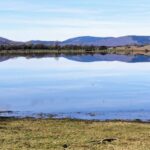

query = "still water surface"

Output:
[[0, 54, 150, 121]]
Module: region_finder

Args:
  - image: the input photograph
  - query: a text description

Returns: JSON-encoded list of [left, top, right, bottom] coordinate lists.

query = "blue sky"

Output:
[[0, 0, 150, 41]]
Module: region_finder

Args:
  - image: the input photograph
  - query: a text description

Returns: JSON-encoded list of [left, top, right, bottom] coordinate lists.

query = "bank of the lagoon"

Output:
[[0, 48, 150, 56], [0, 118, 150, 150]]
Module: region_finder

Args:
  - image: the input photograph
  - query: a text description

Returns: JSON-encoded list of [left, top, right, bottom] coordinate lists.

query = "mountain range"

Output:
[[1, 35, 150, 46]]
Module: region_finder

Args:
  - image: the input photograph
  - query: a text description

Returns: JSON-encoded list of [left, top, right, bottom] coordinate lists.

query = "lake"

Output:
[[0, 54, 150, 121]]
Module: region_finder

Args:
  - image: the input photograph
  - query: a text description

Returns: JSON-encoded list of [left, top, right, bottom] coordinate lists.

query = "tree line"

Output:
[[0, 44, 108, 51]]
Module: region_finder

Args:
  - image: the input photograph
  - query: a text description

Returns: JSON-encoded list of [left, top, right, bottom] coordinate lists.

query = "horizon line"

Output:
[[1, 35, 150, 42]]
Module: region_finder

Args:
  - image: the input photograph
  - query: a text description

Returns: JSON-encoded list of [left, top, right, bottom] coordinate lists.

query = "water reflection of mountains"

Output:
[[0, 54, 150, 63], [65, 54, 150, 63]]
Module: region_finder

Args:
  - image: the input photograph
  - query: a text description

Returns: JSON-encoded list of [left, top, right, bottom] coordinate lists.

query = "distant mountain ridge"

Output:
[[26, 40, 61, 46], [0, 37, 22, 45], [0, 37, 14, 45], [1, 36, 150, 46], [62, 36, 150, 46]]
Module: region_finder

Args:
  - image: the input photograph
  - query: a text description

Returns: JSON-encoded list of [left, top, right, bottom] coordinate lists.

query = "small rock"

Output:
[[102, 138, 118, 144], [63, 144, 68, 149], [90, 138, 118, 144]]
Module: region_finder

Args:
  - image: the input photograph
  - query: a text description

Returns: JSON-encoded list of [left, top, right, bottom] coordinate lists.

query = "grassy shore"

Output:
[[0, 48, 150, 56], [0, 118, 150, 150]]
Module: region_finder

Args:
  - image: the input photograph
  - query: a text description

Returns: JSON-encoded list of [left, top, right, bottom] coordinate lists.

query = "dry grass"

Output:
[[0, 118, 150, 150]]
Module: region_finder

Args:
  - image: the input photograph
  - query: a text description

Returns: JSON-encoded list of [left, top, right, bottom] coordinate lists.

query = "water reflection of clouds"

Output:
[[0, 57, 150, 114]]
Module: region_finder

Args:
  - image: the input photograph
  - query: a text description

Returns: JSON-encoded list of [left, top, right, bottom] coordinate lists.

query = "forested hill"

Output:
[[1, 36, 150, 46]]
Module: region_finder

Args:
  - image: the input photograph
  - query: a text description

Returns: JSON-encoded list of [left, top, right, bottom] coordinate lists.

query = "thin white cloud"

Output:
[[0, 17, 149, 29], [37, 8, 97, 14], [0, 1, 97, 15], [0, 7, 97, 15]]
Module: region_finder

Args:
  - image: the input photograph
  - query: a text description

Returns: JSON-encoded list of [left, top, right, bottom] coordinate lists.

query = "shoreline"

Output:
[[0, 49, 150, 56], [1, 110, 150, 123], [0, 114, 149, 124]]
